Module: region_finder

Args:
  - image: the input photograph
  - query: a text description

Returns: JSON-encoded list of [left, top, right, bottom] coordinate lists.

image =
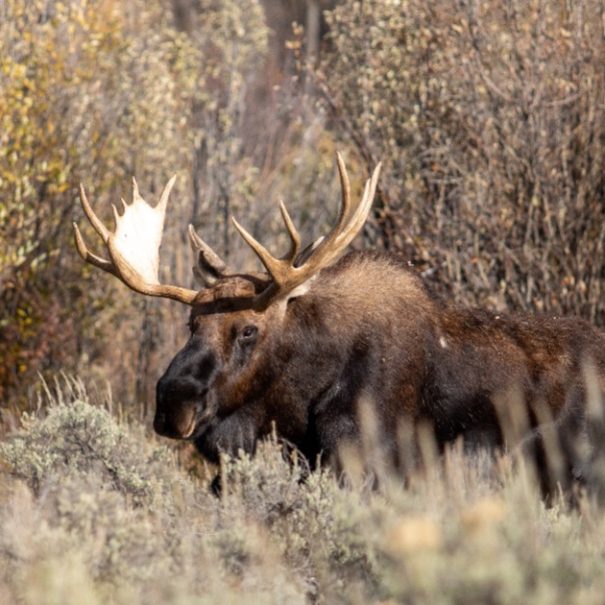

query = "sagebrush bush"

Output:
[[3, 383, 605, 604], [2, 400, 165, 502]]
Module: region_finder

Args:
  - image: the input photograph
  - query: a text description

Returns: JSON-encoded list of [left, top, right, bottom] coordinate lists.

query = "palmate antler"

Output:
[[233, 153, 382, 308], [73, 154, 381, 309], [73, 177, 199, 304]]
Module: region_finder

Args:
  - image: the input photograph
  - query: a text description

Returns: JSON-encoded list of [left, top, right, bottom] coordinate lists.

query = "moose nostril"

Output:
[[163, 377, 205, 401]]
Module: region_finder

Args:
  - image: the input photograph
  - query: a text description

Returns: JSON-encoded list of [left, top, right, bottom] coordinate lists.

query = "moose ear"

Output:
[[188, 225, 230, 287], [280, 279, 316, 315], [192, 251, 220, 287]]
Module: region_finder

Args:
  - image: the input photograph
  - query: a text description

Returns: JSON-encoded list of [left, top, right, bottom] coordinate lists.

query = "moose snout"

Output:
[[153, 402, 197, 439], [154, 347, 217, 440], [154, 376, 203, 439]]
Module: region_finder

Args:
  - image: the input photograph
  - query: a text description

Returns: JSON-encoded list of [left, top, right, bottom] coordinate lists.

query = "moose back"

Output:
[[74, 155, 605, 493]]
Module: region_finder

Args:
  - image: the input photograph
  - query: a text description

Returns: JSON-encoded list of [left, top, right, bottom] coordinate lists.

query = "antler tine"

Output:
[[132, 177, 141, 202], [79, 184, 110, 242], [72, 222, 118, 276], [278, 200, 301, 263], [156, 174, 176, 214], [335, 152, 352, 229], [334, 162, 381, 248], [111, 203, 121, 228], [231, 217, 287, 283], [74, 178, 198, 305]]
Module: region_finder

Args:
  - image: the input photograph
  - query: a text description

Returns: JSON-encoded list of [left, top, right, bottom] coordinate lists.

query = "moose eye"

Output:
[[239, 325, 258, 342]]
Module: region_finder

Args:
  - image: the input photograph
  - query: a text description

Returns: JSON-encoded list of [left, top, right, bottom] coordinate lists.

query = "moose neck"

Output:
[[249, 252, 439, 453]]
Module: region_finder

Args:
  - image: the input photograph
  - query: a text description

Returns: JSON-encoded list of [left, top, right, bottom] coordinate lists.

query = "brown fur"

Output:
[[154, 251, 605, 495]]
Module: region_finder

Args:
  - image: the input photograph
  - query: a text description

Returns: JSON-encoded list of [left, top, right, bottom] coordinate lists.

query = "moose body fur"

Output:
[[156, 250, 602, 493]]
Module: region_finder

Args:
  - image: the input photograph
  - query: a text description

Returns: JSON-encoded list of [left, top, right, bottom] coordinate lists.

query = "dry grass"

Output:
[[1, 380, 605, 604]]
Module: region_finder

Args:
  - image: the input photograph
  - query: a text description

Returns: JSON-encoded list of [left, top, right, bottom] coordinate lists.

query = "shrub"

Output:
[[319, 0, 605, 322], [3, 383, 605, 603], [0, 0, 270, 408]]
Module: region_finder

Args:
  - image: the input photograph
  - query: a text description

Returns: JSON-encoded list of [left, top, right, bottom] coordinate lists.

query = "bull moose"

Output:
[[74, 155, 605, 494]]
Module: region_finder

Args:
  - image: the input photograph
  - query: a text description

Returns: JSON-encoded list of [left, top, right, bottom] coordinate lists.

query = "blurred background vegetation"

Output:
[[2, 0, 605, 419]]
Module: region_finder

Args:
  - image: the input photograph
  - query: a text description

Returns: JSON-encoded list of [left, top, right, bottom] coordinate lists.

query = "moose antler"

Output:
[[73, 177, 198, 304], [232, 153, 382, 308], [74, 155, 380, 309]]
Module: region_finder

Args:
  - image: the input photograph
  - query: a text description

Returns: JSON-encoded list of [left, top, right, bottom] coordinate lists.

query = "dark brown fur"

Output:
[[155, 251, 605, 494]]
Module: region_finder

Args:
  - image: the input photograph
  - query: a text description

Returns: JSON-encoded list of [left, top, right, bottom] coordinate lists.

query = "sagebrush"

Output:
[[2, 383, 605, 604]]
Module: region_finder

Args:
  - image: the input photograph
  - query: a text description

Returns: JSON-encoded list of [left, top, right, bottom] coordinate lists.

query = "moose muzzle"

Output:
[[154, 342, 217, 439]]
